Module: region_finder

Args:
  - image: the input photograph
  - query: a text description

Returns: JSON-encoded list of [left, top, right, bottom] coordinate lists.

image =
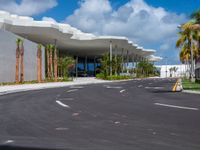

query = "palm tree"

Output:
[[49, 44, 53, 79], [61, 56, 75, 80], [58, 57, 63, 78], [19, 39, 24, 83], [176, 22, 195, 81], [116, 56, 122, 74], [54, 46, 58, 81], [169, 67, 173, 77], [37, 44, 42, 82], [15, 38, 21, 83], [100, 53, 110, 78], [191, 10, 200, 30], [45, 45, 50, 79]]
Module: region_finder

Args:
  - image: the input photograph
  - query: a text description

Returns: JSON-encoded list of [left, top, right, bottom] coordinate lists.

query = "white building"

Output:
[[156, 65, 189, 78], [0, 10, 162, 82]]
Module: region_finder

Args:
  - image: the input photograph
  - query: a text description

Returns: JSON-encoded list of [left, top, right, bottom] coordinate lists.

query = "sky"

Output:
[[0, 0, 200, 64]]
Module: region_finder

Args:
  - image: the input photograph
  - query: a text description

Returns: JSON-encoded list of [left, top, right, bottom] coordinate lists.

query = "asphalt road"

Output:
[[0, 78, 200, 150]]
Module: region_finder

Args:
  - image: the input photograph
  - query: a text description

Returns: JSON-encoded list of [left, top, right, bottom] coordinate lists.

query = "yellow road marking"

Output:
[[172, 80, 178, 92]]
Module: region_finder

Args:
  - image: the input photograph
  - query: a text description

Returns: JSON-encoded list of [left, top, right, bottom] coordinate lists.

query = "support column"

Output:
[[94, 57, 96, 76], [109, 41, 113, 76], [126, 50, 129, 73], [115, 45, 117, 75], [132, 55, 134, 69], [85, 56, 87, 76], [121, 48, 124, 74], [76, 56, 78, 78]]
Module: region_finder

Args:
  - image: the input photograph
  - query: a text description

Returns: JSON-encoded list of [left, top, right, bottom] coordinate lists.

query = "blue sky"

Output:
[[33, 0, 199, 22], [0, 0, 200, 64]]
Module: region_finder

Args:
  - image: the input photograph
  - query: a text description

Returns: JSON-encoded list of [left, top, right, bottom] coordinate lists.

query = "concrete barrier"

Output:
[[173, 78, 183, 92]]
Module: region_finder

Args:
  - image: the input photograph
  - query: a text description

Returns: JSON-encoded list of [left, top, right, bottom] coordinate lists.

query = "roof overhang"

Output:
[[0, 10, 161, 60]]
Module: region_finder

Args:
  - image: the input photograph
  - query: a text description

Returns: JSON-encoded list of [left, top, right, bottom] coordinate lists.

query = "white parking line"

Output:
[[69, 86, 83, 89], [67, 89, 78, 93], [56, 127, 69, 131], [56, 100, 70, 108], [120, 89, 126, 93], [106, 86, 122, 89], [4, 140, 14, 144], [154, 103, 199, 111], [145, 87, 164, 89]]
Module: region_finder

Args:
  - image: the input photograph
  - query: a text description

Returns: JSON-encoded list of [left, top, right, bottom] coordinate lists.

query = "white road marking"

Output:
[[138, 85, 143, 88], [4, 140, 14, 144], [114, 121, 120, 124], [56, 127, 69, 131], [69, 86, 83, 89], [58, 98, 74, 101], [154, 103, 199, 111], [72, 112, 80, 116], [145, 87, 164, 89], [120, 89, 126, 93], [106, 86, 122, 89], [67, 89, 78, 93], [56, 100, 70, 108]]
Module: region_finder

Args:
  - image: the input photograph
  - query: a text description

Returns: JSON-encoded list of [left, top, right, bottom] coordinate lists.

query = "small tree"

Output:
[[61, 56, 75, 80], [136, 60, 157, 77], [100, 53, 110, 78]]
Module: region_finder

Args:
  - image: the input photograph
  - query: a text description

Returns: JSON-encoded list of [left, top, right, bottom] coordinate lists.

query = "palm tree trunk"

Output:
[[49, 46, 53, 79], [54, 47, 58, 81], [46, 46, 50, 79], [20, 41, 24, 83], [40, 48, 42, 81], [37, 47, 40, 82], [15, 42, 20, 83], [37, 45, 42, 82]]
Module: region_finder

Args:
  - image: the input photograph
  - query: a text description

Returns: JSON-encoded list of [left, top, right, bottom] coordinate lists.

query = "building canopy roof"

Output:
[[0, 10, 161, 61]]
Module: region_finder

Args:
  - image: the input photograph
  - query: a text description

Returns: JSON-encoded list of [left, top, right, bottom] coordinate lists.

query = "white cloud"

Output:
[[65, 0, 187, 63], [160, 43, 170, 51], [42, 16, 57, 23], [0, 0, 57, 16]]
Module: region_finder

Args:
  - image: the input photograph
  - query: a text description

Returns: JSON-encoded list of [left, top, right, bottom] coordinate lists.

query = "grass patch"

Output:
[[96, 73, 132, 80], [0, 78, 73, 86], [182, 79, 200, 91]]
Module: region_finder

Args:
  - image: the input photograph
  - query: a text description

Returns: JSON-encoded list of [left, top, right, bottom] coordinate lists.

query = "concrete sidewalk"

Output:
[[0, 78, 111, 95], [182, 90, 200, 95]]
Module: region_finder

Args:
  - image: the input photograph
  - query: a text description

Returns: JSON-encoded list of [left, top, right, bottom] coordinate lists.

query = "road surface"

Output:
[[0, 78, 200, 150]]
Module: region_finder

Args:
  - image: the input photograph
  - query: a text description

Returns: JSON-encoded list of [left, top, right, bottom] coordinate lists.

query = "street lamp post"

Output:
[[190, 41, 195, 82], [109, 41, 113, 76]]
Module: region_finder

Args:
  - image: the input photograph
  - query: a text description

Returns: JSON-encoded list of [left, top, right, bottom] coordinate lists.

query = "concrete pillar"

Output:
[[132, 55, 134, 69], [94, 57, 96, 76], [115, 45, 117, 75], [109, 41, 113, 76], [85, 56, 87, 76], [126, 50, 129, 73], [76, 56, 78, 78], [121, 48, 124, 73]]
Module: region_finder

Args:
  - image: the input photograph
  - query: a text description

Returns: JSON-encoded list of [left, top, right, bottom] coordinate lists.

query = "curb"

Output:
[[0, 79, 135, 96], [182, 90, 200, 95]]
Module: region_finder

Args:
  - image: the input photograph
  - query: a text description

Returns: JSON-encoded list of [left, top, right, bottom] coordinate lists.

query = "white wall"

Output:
[[156, 65, 189, 78], [0, 29, 45, 83]]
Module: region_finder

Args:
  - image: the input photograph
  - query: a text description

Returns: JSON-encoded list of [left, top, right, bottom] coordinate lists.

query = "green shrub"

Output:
[[96, 74, 132, 80]]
